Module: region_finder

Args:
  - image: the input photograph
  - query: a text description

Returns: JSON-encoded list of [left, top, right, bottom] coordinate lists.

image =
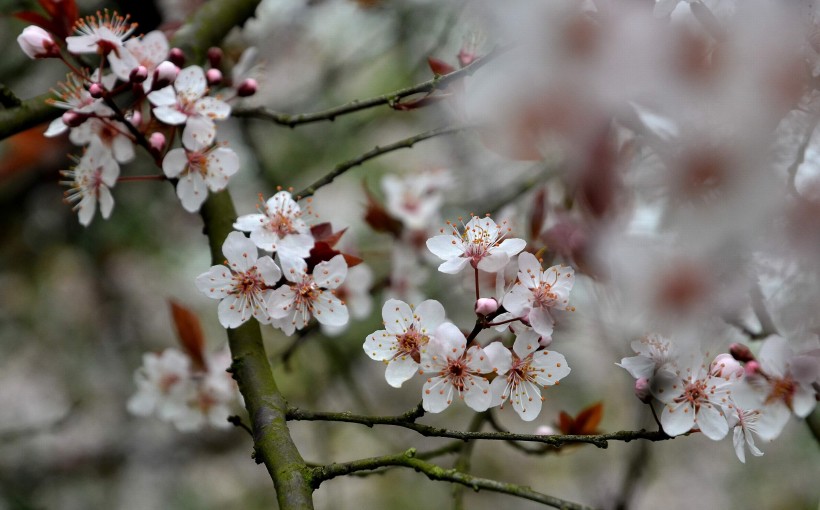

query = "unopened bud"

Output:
[[539, 335, 553, 348], [130, 65, 148, 84], [730, 342, 756, 363], [207, 47, 223, 68], [152, 61, 179, 90], [475, 298, 499, 315], [88, 82, 105, 98], [17, 26, 60, 59], [744, 360, 762, 378], [168, 47, 186, 67], [457, 48, 476, 68], [206, 68, 222, 86], [148, 132, 166, 154], [635, 377, 652, 403], [237, 78, 257, 97], [61, 110, 88, 128], [128, 111, 142, 128], [711, 353, 743, 378]]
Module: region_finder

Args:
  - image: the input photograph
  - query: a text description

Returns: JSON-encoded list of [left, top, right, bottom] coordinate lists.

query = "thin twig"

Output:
[[235, 46, 506, 128], [310, 448, 597, 510], [295, 124, 470, 198], [286, 405, 672, 449]]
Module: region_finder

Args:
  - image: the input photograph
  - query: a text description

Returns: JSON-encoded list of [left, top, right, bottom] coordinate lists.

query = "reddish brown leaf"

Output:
[[169, 301, 207, 372], [557, 402, 604, 435], [573, 402, 603, 435], [363, 183, 403, 237], [310, 223, 347, 248], [529, 187, 548, 240], [427, 56, 455, 76]]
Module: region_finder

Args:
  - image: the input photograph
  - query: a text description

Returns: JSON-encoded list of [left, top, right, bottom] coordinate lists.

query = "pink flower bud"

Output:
[[61, 111, 88, 127], [169, 47, 186, 67], [237, 78, 257, 97], [711, 353, 743, 378], [539, 335, 553, 348], [17, 26, 59, 59], [475, 297, 498, 315], [130, 65, 149, 84], [206, 68, 223, 86], [457, 48, 476, 68], [148, 132, 166, 154], [207, 47, 223, 68], [128, 111, 142, 128], [730, 342, 756, 363], [634, 377, 652, 403], [152, 61, 180, 90], [88, 83, 105, 99], [744, 360, 762, 378]]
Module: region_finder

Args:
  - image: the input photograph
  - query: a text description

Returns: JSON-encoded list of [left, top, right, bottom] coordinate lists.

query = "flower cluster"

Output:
[[364, 213, 575, 421], [17, 11, 257, 224], [127, 346, 239, 432], [618, 334, 819, 462], [196, 191, 365, 335]]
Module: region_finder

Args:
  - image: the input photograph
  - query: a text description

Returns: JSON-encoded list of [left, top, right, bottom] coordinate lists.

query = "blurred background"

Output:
[[0, 0, 818, 509]]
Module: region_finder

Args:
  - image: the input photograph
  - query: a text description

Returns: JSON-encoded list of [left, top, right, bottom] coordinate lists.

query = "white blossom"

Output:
[[195, 232, 281, 328], [233, 190, 314, 261], [427, 215, 526, 274]]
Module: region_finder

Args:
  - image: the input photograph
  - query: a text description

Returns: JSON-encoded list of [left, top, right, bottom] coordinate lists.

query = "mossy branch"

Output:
[[310, 448, 596, 510]]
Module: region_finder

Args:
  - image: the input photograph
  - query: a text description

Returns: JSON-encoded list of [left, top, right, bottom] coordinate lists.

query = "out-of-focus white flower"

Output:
[[419, 323, 493, 413], [17, 26, 59, 59], [382, 169, 452, 230], [233, 190, 314, 261], [148, 66, 231, 148], [66, 10, 138, 62], [162, 137, 239, 212], [740, 335, 819, 440], [60, 142, 119, 226], [386, 242, 428, 305], [364, 298, 447, 388], [502, 252, 575, 339], [128, 346, 240, 432], [484, 333, 571, 421], [268, 255, 348, 335], [110, 30, 170, 91], [127, 348, 194, 422], [195, 232, 281, 328], [427, 215, 526, 274]]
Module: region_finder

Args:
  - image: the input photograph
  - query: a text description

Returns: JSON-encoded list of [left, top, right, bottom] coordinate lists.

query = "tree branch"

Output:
[[234, 46, 506, 127], [286, 406, 672, 449], [310, 448, 597, 510], [201, 191, 314, 509], [295, 124, 469, 198]]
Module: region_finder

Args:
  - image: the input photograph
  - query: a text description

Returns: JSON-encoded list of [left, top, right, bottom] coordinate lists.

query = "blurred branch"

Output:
[[234, 46, 506, 127], [200, 191, 314, 509], [0, 0, 264, 143], [286, 405, 672, 448], [310, 448, 596, 510], [295, 124, 470, 198], [452, 413, 486, 510]]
